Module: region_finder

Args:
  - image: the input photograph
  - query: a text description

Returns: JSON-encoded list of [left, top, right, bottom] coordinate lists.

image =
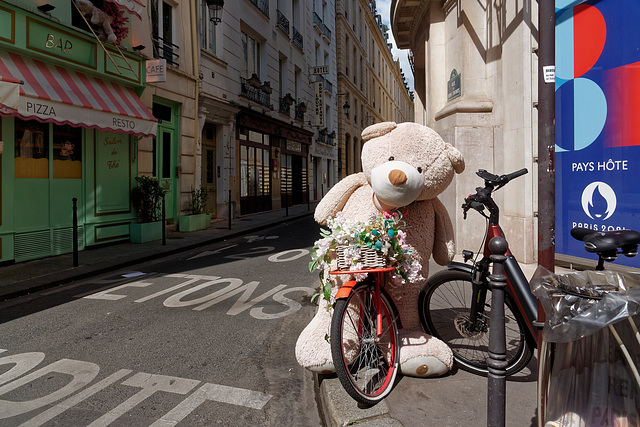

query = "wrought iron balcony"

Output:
[[292, 27, 303, 51], [294, 104, 306, 122], [279, 97, 292, 115], [249, 0, 269, 17], [313, 12, 322, 31], [322, 24, 332, 41], [240, 77, 272, 109], [277, 10, 290, 36], [152, 36, 180, 66]]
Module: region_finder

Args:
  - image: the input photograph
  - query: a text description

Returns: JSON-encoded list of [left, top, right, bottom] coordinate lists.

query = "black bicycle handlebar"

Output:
[[463, 169, 529, 219]]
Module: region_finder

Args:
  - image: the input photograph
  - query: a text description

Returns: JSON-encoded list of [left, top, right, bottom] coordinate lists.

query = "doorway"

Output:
[[152, 100, 179, 224], [201, 124, 217, 217]]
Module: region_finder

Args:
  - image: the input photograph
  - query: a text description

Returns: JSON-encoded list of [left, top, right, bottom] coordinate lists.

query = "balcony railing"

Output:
[[317, 133, 336, 146], [240, 77, 272, 109], [313, 12, 322, 31], [322, 24, 332, 41], [294, 104, 305, 122], [279, 97, 292, 115], [292, 27, 303, 51], [277, 10, 290, 36], [152, 36, 180, 66], [249, 0, 269, 17]]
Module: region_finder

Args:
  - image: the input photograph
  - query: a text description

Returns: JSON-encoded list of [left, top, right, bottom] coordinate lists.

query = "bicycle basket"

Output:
[[336, 245, 387, 270]]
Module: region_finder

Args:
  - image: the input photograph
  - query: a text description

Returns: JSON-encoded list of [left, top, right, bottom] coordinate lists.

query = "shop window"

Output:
[[15, 119, 49, 179], [53, 125, 82, 179]]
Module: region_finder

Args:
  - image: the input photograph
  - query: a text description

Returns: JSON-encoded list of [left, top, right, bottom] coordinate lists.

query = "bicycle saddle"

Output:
[[571, 227, 640, 258]]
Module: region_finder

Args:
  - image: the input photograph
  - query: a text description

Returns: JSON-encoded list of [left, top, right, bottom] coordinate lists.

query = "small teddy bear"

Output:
[[296, 121, 465, 377], [75, 0, 117, 43]]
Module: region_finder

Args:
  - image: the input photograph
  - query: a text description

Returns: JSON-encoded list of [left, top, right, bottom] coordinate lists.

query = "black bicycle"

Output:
[[418, 168, 640, 376]]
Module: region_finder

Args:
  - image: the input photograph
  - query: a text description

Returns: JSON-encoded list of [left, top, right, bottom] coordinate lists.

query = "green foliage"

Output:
[[131, 176, 164, 223], [190, 185, 209, 215]]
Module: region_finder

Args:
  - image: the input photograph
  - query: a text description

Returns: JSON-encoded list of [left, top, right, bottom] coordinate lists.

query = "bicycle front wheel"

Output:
[[331, 281, 399, 405], [418, 269, 533, 376]]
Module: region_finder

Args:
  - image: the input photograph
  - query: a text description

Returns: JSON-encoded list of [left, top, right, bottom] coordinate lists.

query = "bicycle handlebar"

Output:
[[463, 168, 529, 219]]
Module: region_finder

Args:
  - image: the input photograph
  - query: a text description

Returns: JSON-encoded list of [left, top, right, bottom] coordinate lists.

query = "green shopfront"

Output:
[[0, 3, 156, 263]]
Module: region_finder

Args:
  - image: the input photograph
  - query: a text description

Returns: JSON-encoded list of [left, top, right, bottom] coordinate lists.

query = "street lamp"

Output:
[[206, 0, 225, 25], [337, 93, 350, 116]]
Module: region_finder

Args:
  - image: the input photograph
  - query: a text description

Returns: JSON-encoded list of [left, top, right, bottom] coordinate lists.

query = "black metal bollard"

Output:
[[72, 198, 78, 267], [161, 193, 166, 246], [308, 183, 311, 211], [487, 236, 509, 427], [228, 189, 232, 230]]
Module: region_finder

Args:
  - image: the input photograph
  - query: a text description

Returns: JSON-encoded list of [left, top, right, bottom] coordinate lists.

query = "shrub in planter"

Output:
[[179, 185, 211, 232], [130, 176, 164, 242]]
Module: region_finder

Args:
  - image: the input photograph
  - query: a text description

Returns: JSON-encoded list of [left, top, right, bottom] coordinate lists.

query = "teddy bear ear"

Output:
[[362, 122, 397, 142], [446, 145, 465, 174]]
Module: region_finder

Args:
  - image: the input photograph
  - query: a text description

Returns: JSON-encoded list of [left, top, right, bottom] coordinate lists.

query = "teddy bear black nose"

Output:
[[389, 169, 408, 186]]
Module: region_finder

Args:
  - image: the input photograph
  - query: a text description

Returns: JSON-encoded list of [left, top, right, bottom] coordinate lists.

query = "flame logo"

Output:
[[581, 182, 617, 220]]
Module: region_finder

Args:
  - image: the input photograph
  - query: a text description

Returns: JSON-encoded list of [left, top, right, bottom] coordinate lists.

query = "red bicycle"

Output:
[[330, 267, 400, 405]]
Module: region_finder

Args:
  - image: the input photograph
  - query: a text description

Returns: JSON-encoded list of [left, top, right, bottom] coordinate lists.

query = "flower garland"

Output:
[[309, 211, 423, 302]]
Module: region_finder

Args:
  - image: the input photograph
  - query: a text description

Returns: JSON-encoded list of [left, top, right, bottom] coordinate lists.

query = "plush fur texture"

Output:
[[295, 122, 465, 377], [75, 0, 117, 43]]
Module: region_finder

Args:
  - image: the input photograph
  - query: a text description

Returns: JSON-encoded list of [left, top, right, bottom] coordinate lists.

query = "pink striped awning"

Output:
[[0, 51, 156, 138]]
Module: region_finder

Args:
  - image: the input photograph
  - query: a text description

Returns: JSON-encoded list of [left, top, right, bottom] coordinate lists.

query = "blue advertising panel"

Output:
[[555, 0, 640, 268]]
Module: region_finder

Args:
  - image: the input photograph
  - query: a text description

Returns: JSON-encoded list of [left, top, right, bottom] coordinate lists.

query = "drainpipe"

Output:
[[538, 0, 555, 272], [191, 0, 200, 192]]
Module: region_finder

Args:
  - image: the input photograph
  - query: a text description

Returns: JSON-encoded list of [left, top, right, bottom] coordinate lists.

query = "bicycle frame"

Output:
[[332, 267, 402, 336], [448, 223, 540, 346]]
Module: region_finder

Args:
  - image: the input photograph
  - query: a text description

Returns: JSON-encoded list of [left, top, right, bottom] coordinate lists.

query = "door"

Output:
[[201, 125, 217, 217], [152, 101, 178, 224]]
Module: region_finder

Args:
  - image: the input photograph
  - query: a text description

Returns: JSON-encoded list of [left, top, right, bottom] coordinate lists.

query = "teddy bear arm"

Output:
[[314, 172, 368, 224], [432, 198, 456, 265]]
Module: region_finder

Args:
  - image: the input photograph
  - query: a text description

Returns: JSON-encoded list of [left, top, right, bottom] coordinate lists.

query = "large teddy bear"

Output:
[[296, 121, 465, 377], [75, 0, 117, 43]]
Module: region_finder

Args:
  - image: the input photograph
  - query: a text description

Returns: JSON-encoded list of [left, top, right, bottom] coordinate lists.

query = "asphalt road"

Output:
[[0, 218, 323, 426]]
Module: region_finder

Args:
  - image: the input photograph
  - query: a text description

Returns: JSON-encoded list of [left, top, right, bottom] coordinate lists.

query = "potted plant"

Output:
[[130, 175, 164, 243], [297, 101, 307, 113], [179, 185, 212, 232]]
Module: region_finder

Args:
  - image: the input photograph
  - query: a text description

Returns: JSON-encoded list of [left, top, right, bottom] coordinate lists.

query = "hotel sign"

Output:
[[314, 81, 324, 127]]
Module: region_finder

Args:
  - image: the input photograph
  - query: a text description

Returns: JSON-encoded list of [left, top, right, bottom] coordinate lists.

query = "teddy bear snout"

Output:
[[389, 169, 408, 186]]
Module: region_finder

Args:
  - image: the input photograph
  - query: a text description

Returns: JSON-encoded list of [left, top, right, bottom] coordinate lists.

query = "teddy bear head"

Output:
[[360, 121, 464, 211]]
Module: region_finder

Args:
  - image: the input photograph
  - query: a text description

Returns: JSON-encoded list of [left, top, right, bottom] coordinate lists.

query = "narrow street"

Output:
[[0, 218, 322, 426]]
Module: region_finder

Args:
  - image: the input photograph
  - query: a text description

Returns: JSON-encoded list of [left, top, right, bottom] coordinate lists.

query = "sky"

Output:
[[375, 0, 414, 93]]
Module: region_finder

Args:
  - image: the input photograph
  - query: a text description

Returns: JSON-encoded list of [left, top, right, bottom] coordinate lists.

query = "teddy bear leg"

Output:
[[294, 297, 335, 374], [397, 330, 453, 377]]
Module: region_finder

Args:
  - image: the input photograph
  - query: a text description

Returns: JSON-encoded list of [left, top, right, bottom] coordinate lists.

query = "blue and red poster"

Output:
[[555, 0, 640, 268]]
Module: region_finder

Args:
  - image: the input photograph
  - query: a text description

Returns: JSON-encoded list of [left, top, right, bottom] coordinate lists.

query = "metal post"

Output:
[[487, 236, 508, 427], [228, 189, 232, 230], [285, 177, 289, 217], [72, 198, 78, 267], [161, 193, 166, 246], [538, 0, 555, 273], [308, 183, 311, 211]]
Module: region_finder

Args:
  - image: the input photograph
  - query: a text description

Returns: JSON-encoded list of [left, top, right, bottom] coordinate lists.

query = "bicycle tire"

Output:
[[418, 269, 533, 376], [331, 281, 399, 405]]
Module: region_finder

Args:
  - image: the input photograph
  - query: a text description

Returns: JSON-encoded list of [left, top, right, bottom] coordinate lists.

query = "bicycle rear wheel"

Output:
[[418, 269, 533, 376], [331, 281, 399, 405]]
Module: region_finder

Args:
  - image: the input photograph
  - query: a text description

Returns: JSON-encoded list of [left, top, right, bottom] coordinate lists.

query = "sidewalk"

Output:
[[0, 204, 554, 426], [0, 203, 317, 301]]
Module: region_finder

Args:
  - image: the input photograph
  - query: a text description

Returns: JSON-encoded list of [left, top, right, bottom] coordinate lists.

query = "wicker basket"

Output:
[[336, 245, 387, 270]]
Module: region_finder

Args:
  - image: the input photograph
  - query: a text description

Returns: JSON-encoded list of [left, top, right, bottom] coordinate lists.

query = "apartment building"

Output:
[[336, 0, 414, 180], [197, 0, 337, 217]]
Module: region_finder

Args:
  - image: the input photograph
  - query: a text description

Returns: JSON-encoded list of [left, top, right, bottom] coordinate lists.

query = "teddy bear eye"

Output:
[[417, 167, 423, 173], [389, 156, 394, 161]]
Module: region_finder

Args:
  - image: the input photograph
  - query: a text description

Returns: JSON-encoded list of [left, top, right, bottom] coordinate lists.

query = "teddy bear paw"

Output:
[[400, 356, 450, 377]]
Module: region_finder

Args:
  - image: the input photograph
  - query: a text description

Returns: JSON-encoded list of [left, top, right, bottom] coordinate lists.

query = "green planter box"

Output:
[[179, 213, 211, 232], [130, 221, 163, 243]]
